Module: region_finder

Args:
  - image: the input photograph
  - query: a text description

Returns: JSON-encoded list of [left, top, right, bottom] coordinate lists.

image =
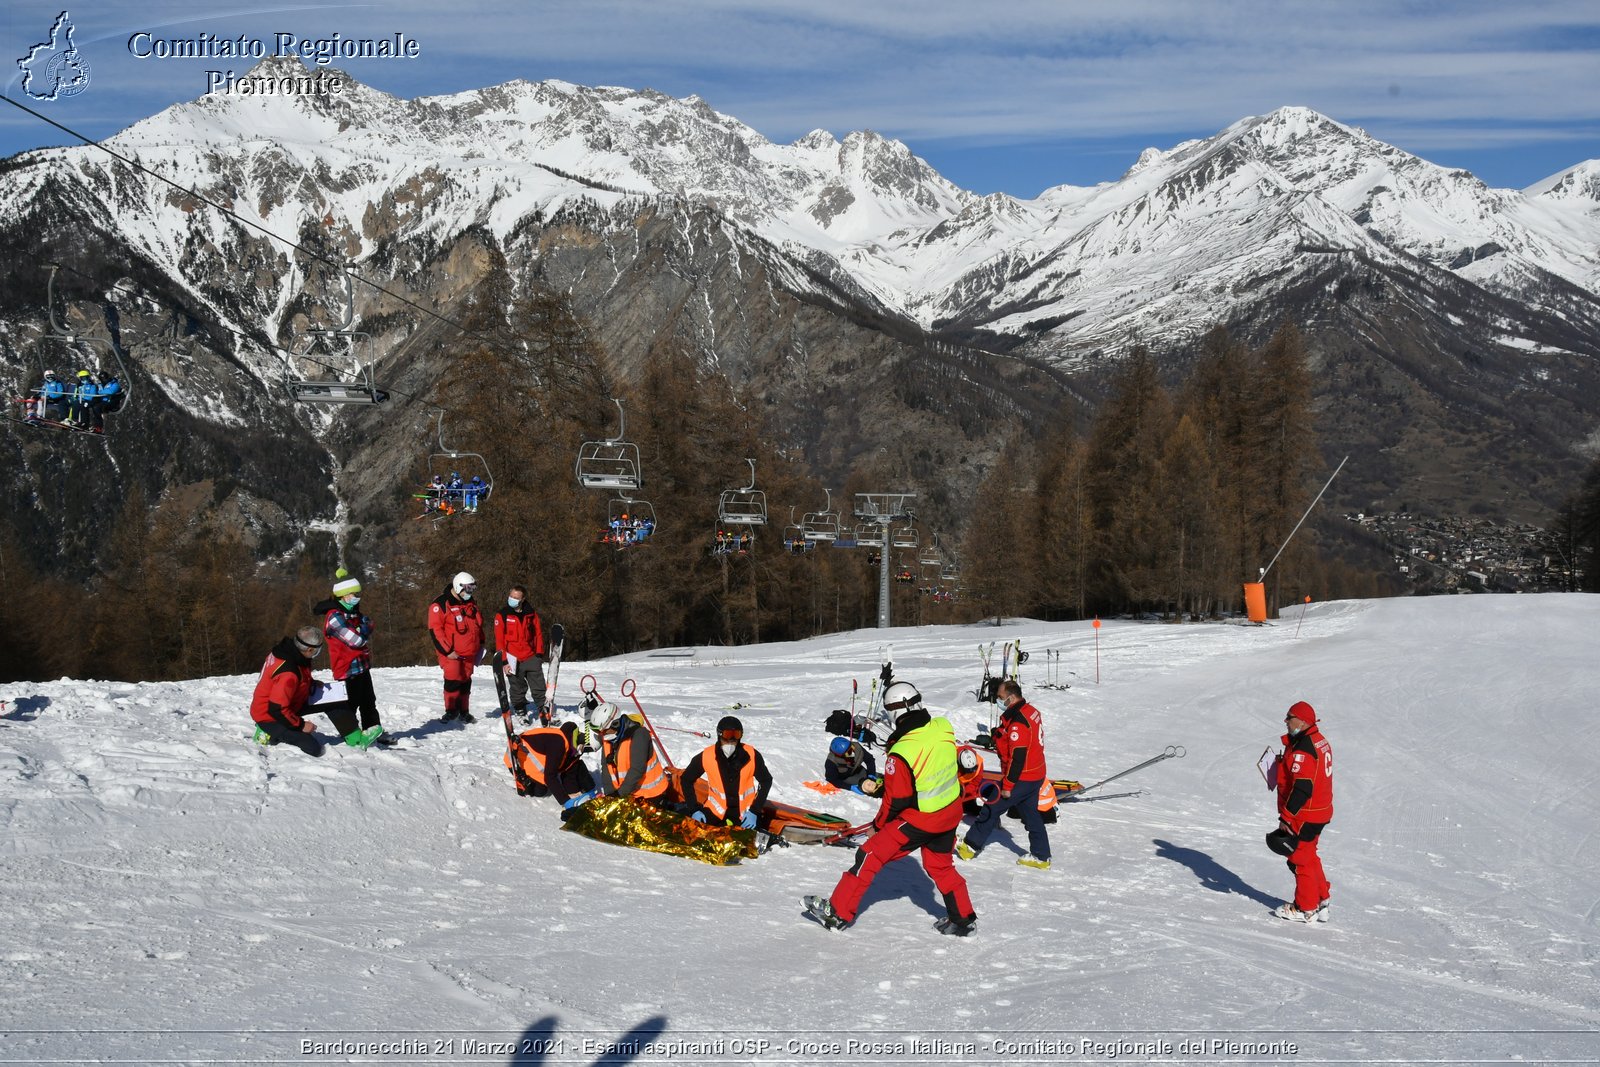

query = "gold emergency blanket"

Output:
[[560, 795, 760, 865]]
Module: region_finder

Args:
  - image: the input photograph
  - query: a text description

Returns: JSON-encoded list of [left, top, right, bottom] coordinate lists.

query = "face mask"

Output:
[[719, 742, 737, 758], [508, 597, 522, 608], [339, 596, 360, 610]]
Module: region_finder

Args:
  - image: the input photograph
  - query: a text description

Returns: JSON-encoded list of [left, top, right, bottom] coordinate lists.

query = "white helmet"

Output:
[[882, 680, 923, 721], [957, 745, 981, 775], [451, 571, 476, 599], [588, 701, 621, 732]]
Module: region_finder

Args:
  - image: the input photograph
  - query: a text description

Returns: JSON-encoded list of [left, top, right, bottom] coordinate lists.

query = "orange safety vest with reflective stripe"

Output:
[[700, 743, 758, 821], [504, 726, 563, 785], [603, 719, 669, 799]]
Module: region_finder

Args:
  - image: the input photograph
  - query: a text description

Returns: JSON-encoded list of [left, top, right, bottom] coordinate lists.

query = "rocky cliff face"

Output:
[[1, 63, 1596, 581]]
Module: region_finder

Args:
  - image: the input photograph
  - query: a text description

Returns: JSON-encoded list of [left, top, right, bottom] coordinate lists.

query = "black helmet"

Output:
[[716, 715, 743, 742]]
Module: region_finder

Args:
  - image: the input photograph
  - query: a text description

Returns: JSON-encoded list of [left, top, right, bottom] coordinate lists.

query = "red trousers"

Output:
[[830, 820, 974, 925], [1287, 825, 1331, 912], [437, 654, 475, 714]]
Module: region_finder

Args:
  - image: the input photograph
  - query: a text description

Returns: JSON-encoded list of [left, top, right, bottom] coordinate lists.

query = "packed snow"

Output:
[[1, 595, 1597, 1065]]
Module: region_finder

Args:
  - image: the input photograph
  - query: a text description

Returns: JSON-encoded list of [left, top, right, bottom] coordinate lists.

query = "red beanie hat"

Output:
[[1287, 700, 1317, 726]]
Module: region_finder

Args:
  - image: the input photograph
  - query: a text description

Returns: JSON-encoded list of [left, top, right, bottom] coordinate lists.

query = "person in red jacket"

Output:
[[1268, 700, 1334, 922], [312, 569, 394, 747], [804, 681, 977, 936], [957, 679, 1051, 869], [492, 584, 547, 724], [429, 571, 485, 724], [249, 626, 382, 756]]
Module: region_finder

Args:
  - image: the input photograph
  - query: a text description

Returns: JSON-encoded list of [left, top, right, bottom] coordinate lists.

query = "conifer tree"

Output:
[[1084, 347, 1174, 611]]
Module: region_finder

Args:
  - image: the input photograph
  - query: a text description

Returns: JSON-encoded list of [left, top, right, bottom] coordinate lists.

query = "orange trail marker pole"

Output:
[[1294, 595, 1312, 638], [1092, 617, 1102, 684]]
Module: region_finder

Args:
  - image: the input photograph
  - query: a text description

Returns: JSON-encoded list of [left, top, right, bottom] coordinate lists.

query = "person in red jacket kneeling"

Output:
[[249, 626, 383, 756]]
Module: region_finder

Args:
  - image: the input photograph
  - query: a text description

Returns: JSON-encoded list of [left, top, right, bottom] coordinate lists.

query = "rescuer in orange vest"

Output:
[[678, 716, 774, 830]]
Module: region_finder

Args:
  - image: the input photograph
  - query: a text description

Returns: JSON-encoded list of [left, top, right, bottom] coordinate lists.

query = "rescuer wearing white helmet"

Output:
[[428, 570, 485, 723]]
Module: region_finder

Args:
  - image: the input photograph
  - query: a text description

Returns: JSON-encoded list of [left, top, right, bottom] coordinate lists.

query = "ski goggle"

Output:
[[719, 728, 743, 742], [458, 583, 476, 595]]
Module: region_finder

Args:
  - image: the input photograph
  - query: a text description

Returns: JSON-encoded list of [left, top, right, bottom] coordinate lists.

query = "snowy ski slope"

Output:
[[1, 595, 1596, 1065]]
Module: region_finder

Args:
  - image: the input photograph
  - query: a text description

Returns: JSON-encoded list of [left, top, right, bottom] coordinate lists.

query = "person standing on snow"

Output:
[[678, 716, 774, 829], [429, 571, 485, 724], [492, 585, 547, 724], [1267, 700, 1334, 922], [957, 679, 1051, 869], [249, 626, 383, 756], [804, 681, 978, 936], [313, 569, 393, 747]]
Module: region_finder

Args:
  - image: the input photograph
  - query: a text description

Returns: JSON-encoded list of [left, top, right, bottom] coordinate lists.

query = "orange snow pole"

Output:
[[1092, 617, 1102, 684], [1243, 582, 1268, 624], [620, 678, 678, 774], [1294, 595, 1312, 638]]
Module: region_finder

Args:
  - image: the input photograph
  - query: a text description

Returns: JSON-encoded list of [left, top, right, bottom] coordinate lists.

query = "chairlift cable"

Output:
[[0, 93, 489, 351]]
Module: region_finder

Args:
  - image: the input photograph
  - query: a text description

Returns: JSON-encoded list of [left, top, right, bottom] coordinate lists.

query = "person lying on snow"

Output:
[[824, 735, 881, 794], [678, 716, 774, 830]]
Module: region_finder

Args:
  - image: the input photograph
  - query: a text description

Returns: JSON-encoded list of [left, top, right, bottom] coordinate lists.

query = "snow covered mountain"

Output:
[[16, 62, 1598, 356], [2, 60, 1599, 576], [3, 596, 1598, 1062]]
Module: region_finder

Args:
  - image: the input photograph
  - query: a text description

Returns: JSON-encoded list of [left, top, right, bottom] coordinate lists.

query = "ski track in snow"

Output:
[[1, 596, 1598, 1065]]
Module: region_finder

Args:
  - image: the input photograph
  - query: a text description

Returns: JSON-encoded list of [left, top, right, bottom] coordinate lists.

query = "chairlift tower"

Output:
[[855, 492, 916, 628]]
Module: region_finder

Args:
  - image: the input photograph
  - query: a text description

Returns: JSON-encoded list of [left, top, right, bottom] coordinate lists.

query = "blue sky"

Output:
[[4, 0, 1597, 196]]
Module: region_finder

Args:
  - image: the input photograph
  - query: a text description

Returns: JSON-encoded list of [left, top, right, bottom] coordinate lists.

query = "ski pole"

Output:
[[821, 819, 876, 846], [1073, 745, 1186, 797], [1294, 595, 1311, 638], [655, 724, 712, 739], [620, 678, 679, 774], [1063, 789, 1144, 804], [1092, 618, 1101, 683]]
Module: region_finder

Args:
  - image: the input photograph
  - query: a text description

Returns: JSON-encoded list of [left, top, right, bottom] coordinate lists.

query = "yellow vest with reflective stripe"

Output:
[[889, 717, 961, 812]]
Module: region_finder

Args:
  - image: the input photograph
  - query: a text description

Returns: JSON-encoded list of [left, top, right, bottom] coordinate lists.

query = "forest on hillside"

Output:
[[0, 266, 1406, 684]]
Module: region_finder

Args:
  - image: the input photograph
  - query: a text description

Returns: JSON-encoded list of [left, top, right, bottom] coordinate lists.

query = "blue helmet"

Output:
[[829, 736, 852, 757]]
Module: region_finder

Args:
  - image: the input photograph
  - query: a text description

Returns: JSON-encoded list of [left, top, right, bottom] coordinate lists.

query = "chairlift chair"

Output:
[[576, 397, 642, 491], [711, 522, 755, 556], [919, 544, 942, 568], [782, 506, 813, 554], [854, 523, 886, 549], [602, 495, 657, 548], [891, 524, 919, 549], [940, 562, 961, 582], [717, 458, 767, 526], [10, 265, 135, 434], [283, 267, 388, 405], [801, 488, 841, 542], [424, 410, 494, 515]]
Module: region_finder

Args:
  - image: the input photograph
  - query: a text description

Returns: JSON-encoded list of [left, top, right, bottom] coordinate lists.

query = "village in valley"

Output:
[[1346, 513, 1582, 594]]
